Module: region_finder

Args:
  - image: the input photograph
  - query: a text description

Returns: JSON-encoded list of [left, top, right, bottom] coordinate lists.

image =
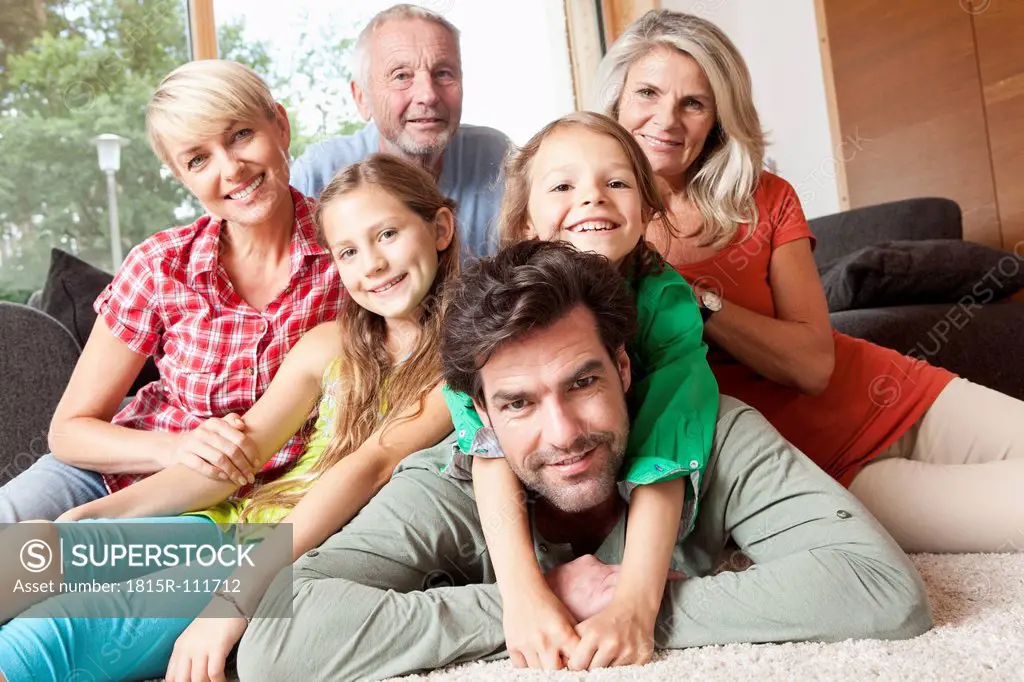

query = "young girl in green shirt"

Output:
[[442, 111, 720, 670]]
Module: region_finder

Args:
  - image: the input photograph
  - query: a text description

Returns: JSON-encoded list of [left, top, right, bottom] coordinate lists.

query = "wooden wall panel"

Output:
[[814, 0, 849, 210], [822, 0, 1001, 245], [973, 0, 1024, 250], [188, 0, 217, 60], [601, 0, 659, 45]]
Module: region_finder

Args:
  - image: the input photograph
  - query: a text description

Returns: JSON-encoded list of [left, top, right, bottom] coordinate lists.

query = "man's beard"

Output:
[[385, 107, 455, 158], [396, 125, 452, 157], [510, 429, 628, 513]]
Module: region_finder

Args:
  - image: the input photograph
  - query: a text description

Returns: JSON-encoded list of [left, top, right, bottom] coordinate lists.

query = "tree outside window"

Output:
[[0, 0, 572, 303], [0, 0, 360, 302]]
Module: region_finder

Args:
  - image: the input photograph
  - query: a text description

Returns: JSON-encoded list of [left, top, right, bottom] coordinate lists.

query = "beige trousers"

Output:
[[850, 378, 1024, 553]]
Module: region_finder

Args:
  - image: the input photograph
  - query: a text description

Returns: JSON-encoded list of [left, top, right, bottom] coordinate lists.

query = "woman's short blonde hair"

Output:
[[146, 60, 279, 170], [593, 9, 766, 248]]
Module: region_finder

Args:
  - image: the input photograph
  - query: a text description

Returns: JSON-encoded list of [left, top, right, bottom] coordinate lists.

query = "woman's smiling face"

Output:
[[166, 108, 292, 228], [616, 47, 718, 184]]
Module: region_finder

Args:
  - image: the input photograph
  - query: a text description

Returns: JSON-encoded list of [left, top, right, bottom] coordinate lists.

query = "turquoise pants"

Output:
[[0, 516, 231, 682]]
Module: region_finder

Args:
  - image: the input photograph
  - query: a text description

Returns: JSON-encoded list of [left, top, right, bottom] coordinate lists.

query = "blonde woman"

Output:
[[0, 154, 459, 682], [0, 60, 344, 523], [595, 9, 1024, 553]]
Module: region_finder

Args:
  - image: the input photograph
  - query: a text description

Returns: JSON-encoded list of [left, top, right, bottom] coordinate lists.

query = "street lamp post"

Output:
[[92, 134, 128, 269]]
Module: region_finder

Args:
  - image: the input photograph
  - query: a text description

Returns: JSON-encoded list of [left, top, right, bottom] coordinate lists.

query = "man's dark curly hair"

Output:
[[441, 240, 638, 405]]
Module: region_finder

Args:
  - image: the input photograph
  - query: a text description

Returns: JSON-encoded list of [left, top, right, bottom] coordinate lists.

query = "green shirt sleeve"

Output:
[[442, 384, 485, 455], [623, 265, 720, 486]]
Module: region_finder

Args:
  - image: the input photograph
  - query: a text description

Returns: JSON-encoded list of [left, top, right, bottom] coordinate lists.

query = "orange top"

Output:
[[669, 173, 955, 486]]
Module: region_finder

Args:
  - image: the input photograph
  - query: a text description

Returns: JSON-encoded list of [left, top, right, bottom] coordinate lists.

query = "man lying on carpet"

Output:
[[236, 241, 933, 679]]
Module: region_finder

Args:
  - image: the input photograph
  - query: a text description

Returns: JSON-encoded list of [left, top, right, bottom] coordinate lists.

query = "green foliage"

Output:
[[0, 0, 362, 293], [0, 0, 70, 82], [0, 287, 34, 304], [252, 12, 366, 161]]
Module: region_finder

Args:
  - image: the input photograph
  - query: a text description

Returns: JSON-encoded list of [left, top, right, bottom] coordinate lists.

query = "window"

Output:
[[212, 0, 576, 161], [0, 0, 578, 303], [0, 0, 193, 301]]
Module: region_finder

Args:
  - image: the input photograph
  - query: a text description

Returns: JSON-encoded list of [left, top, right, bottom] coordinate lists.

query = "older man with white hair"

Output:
[[291, 3, 511, 258]]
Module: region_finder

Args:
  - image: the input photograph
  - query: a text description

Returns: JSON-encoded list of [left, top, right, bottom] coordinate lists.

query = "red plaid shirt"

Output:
[[94, 188, 343, 493]]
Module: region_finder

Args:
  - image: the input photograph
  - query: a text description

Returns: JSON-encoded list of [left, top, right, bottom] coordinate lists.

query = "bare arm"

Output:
[[473, 456, 545, 596], [229, 382, 454, 616], [283, 382, 453, 560], [615, 478, 685, 617], [473, 456, 583, 669], [162, 383, 454, 682], [66, 322, 342, 519], [701, 239, 835, 394], [563, 478, 686, 670], [48, 317, 176, 472]]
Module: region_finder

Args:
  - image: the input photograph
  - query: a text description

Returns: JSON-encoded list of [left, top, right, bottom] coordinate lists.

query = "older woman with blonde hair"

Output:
[[0, 59, 343, 520], [594, 9, 1024, 554]]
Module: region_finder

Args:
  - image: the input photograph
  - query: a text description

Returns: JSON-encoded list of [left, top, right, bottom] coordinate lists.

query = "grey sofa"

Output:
[[0, 302, 82, 484], [0, 249, 158, 485], [809, 197, 1024, 402]]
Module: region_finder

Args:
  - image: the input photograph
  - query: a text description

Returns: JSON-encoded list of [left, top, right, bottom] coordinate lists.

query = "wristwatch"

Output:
[[698, 289, 722, 323]]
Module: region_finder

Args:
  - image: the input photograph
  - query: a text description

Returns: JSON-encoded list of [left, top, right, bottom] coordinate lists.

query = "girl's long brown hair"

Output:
[[497, 111, 677, 278], [239, 153, 460, 522]]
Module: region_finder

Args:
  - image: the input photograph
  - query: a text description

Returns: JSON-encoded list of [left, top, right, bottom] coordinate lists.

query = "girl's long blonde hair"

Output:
[[239, 154, 459, 522], [497, 111, 675, 277], [593, 9, 766, 248]]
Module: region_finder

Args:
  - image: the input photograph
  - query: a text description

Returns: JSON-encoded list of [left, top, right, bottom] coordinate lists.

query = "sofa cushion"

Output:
[[39, 248, 114, 345], [830, 302, 1024, 401], [819, 240, 1024, 312], [39, 248, 160, 395], [808, 197, 962, 268]]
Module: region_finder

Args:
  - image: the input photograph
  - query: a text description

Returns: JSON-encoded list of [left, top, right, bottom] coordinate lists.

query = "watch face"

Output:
[[701, 290, 723, 312]]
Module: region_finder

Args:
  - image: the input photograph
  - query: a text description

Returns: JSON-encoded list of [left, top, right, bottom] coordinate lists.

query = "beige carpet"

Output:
[[393, 554, 1024, 681]]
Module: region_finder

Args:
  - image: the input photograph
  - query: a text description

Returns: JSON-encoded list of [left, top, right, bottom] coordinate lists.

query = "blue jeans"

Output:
[[0, 516, 229, 682], [0, 454, 108, 523]]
